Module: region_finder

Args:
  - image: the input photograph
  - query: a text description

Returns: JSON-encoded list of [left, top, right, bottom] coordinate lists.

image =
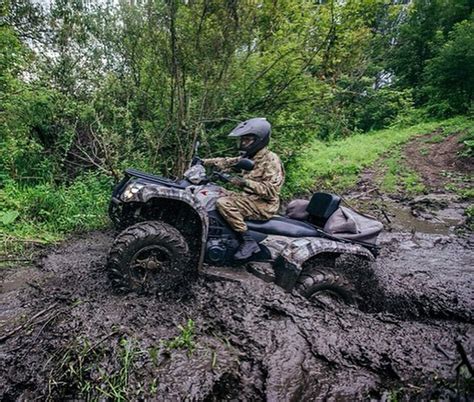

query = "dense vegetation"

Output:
[[1, 0, 473, 250]]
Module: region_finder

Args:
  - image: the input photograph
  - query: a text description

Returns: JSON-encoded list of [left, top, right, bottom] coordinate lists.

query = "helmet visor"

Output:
[[238, 135, 256, 151]]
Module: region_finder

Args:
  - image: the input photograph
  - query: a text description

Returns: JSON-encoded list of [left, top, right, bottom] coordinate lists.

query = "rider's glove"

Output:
[[191, 156, 202, 166], [229, 176, 246, 188]]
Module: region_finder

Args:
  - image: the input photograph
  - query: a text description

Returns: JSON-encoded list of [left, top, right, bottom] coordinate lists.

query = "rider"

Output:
[[203, 118, 285, 260]]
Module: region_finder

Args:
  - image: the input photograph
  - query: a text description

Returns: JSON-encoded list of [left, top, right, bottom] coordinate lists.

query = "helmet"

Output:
[[228, 117, 271, 157]]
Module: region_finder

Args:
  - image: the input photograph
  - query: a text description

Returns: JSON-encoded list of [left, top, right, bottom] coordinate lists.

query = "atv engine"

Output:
[[206, 238, 240, 264], [206, 239, 228, 263]]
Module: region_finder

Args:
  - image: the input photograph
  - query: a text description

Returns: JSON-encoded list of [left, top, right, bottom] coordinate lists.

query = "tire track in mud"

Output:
[[1, 227, 473, 400]]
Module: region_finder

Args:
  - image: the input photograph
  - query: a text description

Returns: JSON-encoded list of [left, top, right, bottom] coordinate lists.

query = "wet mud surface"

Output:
[[1, 132, 473, 400], [1, 226, 473, 400]]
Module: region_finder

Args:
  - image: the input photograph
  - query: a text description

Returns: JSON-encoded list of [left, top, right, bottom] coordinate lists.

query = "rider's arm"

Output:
[[202, 157, 240, 171], [242, 157, 284, 200], [243, 178, 280, 200]]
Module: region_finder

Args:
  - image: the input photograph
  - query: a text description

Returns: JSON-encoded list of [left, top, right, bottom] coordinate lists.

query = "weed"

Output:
[[419, 147, 429, 156], [378, 149, 426, 196], [96, 338, 138, 401], [465, 205, 474, 230], [423, 133, 445, 143], [211, 350, 218, 368], [148, 346, 160, 367], [48, 335, 139, 401], [402, 172, 426, 195], [387, 388, 401, 402], [164, 319, 196, 356], [460, 139, 474, 158], [380, 152, 401, 193], [457, 188, 474, 200], [150, 378, 158, 395]]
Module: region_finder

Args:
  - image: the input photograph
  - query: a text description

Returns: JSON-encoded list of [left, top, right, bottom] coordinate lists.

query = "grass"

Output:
[[163, 319, 196, 356], [47, 322, 198, 401], [49, 336, 140, 401], [380, 150, 426, 196], [0, 172, 112, 264], [466, 205, 474, 231], [283, 115, 473, 197]]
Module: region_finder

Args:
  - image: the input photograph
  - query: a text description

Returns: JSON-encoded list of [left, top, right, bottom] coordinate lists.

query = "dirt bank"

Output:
[[1, 131, 473, 400], [404, 129, 473, 189]]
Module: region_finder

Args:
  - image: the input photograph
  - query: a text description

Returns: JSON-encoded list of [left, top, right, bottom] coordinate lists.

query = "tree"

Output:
[[387, 0, 473, 105], [423, 18, 474, 115]]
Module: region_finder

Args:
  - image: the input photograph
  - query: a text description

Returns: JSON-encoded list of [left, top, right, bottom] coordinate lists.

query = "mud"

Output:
[[404, 130, 473, 190], [1, 222, 473, 400], [1, 132, 473, 400]]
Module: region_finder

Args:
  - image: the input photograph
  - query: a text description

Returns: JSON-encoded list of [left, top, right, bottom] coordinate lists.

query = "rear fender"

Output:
[[261, 235, 374, 291]]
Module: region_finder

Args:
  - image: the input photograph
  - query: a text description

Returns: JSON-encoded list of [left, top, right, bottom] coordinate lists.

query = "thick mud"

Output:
[[1, 131, 473, 400], [1, 221, 473, 400]]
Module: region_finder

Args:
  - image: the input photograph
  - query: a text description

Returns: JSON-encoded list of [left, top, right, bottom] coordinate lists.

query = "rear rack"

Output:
[[311, 226, 380, 257]]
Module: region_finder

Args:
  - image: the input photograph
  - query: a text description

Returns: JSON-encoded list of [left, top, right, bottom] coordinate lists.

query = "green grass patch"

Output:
[[163, 319, 196, 356], [379, 150, 426, 196], [49, 336, 140, 401], [458, 126, 474, 158], [423, 133, 445, 143], [0, 173, 112, 261], [283, 116, 473, 197]]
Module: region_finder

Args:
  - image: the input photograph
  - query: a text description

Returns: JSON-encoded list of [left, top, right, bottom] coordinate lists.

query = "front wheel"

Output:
[[107, 221, 191, 294], [296, 266, 355, 305]]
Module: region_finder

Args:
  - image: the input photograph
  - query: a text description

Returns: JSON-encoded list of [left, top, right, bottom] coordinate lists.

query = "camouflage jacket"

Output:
[[203, 147, 285, 205]]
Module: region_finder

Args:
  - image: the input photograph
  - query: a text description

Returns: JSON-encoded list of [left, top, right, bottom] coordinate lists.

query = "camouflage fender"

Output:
[[122, 184, 209, 267], [260, 235, 375, 291]]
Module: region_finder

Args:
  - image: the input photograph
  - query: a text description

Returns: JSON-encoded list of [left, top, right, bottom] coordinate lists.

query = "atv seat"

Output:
[[246, 216, 319, 237], [286, 192, 341, 228], [306, 192, 341, 227]]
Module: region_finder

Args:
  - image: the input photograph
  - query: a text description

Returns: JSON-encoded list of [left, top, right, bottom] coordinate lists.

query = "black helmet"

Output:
[[228, 117, 271, 157]]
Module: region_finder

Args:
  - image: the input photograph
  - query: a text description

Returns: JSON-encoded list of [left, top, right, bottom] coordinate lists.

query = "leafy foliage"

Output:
[[0, 0, 472, 248], [387, 0, 473, 115]]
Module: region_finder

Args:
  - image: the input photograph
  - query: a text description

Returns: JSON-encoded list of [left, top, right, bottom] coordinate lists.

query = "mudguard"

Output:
[[261, 235, 375, 291], [121, 183, 209, 267]]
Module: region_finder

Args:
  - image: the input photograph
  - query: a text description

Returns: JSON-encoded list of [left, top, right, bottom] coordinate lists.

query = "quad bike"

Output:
[[107, 144, 383, 303]]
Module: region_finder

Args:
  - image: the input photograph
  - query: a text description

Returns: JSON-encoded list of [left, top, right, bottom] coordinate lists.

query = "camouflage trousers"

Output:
[[216, 191, 279, 233]]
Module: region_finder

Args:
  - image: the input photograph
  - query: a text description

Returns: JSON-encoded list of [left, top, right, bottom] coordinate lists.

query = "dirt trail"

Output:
[[1, 131, 473, 400]]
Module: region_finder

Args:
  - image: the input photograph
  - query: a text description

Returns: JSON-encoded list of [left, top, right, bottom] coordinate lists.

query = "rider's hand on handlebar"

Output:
[[191, 156, 203, 166], [229, 176, 245, 188]]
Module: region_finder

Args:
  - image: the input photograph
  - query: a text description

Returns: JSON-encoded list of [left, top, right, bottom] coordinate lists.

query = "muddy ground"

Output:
[[1, 131, 473, 400]]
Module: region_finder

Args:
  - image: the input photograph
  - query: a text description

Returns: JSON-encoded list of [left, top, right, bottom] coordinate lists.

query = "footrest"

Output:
[[201, 265, 254, 283]]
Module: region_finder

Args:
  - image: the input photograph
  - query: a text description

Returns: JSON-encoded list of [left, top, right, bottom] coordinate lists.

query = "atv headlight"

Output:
[[122, 183, 145, 201]]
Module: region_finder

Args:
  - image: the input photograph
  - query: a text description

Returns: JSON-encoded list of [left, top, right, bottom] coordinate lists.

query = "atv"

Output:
[[107, 145, 383, 303]]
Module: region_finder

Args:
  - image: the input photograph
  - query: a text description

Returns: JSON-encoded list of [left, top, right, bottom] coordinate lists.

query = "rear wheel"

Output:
[[107, 221, 191, 294], [297, 265, 354, 305]]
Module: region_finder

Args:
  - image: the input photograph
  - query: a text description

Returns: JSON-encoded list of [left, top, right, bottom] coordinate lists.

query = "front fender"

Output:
[[123, 184, 209, 269]]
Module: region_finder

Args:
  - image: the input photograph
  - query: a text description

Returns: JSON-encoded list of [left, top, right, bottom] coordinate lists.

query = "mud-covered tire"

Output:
[[107, 220, 191, 294], [297, 267, 354, 304]]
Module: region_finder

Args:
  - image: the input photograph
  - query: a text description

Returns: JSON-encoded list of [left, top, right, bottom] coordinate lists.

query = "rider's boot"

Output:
[[234, 231, 260, 260]]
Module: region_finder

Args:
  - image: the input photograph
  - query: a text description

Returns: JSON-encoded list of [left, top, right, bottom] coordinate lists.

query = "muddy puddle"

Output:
[[1, 197, 473, 400]]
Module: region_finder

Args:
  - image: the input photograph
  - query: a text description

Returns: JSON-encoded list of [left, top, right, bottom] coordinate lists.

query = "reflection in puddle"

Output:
[[351, 198, 466, 236]]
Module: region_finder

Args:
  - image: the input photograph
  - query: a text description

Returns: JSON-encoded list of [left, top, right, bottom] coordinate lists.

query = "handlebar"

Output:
[[212, 171, 231, 183]]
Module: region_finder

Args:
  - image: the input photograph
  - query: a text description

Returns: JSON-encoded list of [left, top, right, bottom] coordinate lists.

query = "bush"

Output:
[[0, 173, 112, 241], [352, 87, 415, 132]]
